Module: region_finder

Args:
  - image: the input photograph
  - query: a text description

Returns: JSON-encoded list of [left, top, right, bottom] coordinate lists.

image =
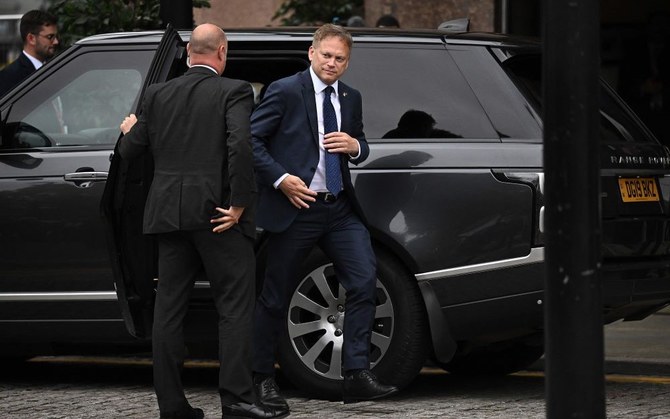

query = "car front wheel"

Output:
[[277, 248, 429, 400]]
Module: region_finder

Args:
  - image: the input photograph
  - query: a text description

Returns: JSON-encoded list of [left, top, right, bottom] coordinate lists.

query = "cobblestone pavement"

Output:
[[1, 357, 669, 419]]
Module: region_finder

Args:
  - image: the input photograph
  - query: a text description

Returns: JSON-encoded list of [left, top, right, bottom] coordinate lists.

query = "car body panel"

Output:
[[0, 28, 668, 378], [0, 40, 155, 345]]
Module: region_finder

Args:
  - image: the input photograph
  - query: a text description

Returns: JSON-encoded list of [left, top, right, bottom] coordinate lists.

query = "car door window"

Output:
[[449, 46, 543, 142], [1, 49, 151, 150], [343, 45, 499, 141]]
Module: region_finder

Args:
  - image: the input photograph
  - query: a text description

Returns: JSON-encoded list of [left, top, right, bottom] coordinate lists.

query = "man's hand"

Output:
[[120, 114, 138, 135], [211, 206, 245, 233], [324, 131, 359, 156], [279, 175, 317, 209]]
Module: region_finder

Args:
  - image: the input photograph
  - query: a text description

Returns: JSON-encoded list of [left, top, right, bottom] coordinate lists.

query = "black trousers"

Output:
[[152, 228, 256, 414]]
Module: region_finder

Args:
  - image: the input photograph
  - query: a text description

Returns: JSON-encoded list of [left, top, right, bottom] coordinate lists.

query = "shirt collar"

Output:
[[23, 51, 43, 69], [309, 66, 338, 95], [190, 64, 218, 75]]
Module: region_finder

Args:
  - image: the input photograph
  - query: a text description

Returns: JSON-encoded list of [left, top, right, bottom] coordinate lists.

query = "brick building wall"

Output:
[[194, 0, 496, 31], [365, 0, 494, 31], [193, 0, 285, 28]]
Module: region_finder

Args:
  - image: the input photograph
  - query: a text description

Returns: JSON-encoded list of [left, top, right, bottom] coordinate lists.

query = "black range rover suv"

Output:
[[1, 27, 669, 399]]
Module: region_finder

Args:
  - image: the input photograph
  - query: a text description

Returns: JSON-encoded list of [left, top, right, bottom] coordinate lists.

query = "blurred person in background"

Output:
[[0, 9, 58, 96]]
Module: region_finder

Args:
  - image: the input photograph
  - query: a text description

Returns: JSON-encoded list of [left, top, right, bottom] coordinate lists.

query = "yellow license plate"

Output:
[[618, 177, 660, 202]]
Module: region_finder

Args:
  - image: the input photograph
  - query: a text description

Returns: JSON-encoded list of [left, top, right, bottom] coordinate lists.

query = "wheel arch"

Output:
[[367, 226, 419, 274], [418, 281, 458, 363], [368, 234, 458, 365]]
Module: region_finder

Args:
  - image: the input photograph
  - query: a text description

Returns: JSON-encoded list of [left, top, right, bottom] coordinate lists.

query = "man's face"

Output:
[[308, 36, 350, 85], [30, 24, 59, 61]]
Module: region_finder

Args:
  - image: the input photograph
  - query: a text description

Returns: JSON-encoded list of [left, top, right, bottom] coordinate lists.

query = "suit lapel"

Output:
[[19, 53, 37, 72], [338, 84, 352, 134], [300, 70, 319, 144]]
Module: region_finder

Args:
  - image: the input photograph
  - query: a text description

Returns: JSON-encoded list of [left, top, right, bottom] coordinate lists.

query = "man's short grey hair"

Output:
[[312, 24, 353, 50]]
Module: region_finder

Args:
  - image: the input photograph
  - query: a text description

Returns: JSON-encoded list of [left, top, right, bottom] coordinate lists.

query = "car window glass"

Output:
[[1, 50, 151, 150], [500, 51, 656, 143], [343, 46, 498, 141], [449, 46, 542, 141]]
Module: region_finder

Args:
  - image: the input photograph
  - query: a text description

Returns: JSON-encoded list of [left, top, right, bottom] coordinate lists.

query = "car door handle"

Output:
[[64, 171, 108, 182]]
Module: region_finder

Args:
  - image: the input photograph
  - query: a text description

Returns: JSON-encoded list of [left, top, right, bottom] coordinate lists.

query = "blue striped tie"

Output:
[[323, 85, 342, 196]]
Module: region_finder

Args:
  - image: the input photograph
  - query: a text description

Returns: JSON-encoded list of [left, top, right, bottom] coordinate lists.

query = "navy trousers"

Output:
[[253, 193, 377, 375]]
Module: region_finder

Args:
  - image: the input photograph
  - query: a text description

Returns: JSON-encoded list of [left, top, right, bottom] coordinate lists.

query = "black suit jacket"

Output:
[[251, 69, 369, 232], [0, 53, 37, 97], [118, 66, 257, 238]]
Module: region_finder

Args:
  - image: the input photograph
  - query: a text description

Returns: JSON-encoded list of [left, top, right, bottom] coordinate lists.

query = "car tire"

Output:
[[277, 247, 430, 400], [440, 340, 544, 375]]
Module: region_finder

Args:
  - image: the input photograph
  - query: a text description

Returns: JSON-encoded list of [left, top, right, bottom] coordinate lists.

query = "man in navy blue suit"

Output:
[[0, 10, 58, 97], [251, 24, 398, 411]]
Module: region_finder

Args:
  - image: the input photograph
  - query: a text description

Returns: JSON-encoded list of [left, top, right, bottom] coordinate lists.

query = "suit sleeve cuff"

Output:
[[230, 192, 255, 208]]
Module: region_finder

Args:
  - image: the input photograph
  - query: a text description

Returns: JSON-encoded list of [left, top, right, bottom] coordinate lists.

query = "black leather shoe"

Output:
[[342, 369, 399, 404], [222, 402, 289, 418], [160, 406, 204, 419], [254, 376, 289, 410]]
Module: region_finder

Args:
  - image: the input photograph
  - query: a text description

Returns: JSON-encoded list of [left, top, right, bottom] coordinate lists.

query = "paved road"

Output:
[[1, 359, 669, 418], [1, 309, 669, 418], [603, 307, 670, 376]]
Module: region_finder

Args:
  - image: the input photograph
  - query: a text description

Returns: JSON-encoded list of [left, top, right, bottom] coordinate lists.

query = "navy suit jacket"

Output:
[[0, 53, 37, 97], [252, 69, 369, 233]]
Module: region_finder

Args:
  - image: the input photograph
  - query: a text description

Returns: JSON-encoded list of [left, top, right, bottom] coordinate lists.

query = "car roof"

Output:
[[76, 27, 539, 49]]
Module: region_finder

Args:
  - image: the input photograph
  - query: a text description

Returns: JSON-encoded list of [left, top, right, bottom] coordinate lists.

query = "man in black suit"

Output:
[[118, 24, 286, 419], [0, 10, 58, 97], [251, 24, 398, 410]]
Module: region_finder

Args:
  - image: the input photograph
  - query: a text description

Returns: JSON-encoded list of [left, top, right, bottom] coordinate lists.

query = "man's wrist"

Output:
[[348, 140, 361, 160], [273, 173, 289, 189]]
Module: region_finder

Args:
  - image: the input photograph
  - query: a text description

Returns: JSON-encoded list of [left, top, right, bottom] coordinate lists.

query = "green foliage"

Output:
[[49, 0, 161, 47], [273, 0, 363, 26], [48, 0, 211, 48]]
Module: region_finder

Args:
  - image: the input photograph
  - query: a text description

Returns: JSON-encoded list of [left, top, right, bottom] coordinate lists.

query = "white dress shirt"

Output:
[[273, 67, 360, 191], [308, 66, 341, 193], [23, 51, 43, 70]]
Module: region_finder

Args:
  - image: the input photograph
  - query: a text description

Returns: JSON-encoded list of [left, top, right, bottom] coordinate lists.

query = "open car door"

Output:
[[101, 26, 187, 339]]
